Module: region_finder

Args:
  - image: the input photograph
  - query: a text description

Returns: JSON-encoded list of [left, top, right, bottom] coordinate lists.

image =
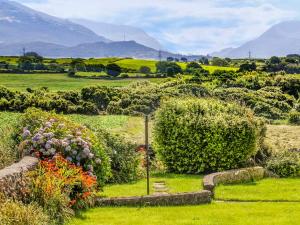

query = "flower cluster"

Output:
[[21, 118, 102, 175], [31, 155, 97, 212]]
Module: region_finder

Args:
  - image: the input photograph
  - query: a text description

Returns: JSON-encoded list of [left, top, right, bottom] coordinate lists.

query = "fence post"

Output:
[[145, 114, 150, 195]]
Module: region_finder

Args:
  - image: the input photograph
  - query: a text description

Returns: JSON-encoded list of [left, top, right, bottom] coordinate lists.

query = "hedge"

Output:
[[153, 98, 264, 174]]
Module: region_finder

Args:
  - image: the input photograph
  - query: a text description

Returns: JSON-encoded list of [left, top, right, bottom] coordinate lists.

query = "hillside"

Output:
[[212, 21, 300, 58], [0, 0, 109, 46]]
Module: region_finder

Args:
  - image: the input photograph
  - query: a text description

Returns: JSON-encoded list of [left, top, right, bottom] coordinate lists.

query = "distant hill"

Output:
[[212, 21, 300, 58], [0, 41, 201, 59], [71, 19, 162, 50], [0, 0, 110, 46]]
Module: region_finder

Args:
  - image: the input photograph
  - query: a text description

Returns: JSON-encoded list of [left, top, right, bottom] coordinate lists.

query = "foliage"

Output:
[[29, 155, 98, 224], [106, 63, 122, 77], [288, 110, 300, 125], [267, 151, 300, 177], [211, 57, 229, 67], [17, 108, 111, 186], [139, 66, 151, 74], [215, 87, 295, 120], [0, 198, 50, 225], [238, 62, 257, 72], [155, 61, 182, 76], [153, 98, 264, 173], [0, 112, 20, 169], [98, 130, 144, 184]]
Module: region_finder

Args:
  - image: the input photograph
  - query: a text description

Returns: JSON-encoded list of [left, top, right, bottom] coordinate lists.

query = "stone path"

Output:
[[153, 181, 169, 195]]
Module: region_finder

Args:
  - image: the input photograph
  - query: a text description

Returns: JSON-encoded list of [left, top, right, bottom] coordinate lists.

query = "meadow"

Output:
[[0, 73, 165, 91]]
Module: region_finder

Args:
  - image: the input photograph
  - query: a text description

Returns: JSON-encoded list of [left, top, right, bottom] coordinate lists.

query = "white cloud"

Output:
[[18, 0, 298, 54]]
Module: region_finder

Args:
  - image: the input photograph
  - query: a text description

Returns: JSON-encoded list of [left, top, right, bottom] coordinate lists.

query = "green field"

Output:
[[0, 73, 165, 91], [68, 202, 300, 225]]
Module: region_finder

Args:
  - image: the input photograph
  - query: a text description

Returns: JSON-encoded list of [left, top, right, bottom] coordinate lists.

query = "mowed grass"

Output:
[[265, 124, 300, 152], [215, 178, 300, 201], [101, 173, 202, 197], [68, 202, 300, 225], [0, 73, 165, 91]]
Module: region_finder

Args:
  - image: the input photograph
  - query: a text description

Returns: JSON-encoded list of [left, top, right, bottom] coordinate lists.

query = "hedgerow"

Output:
[[153, 98, 264, 173]]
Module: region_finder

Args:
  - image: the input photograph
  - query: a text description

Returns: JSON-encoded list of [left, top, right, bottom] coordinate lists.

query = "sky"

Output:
[[15, 0, 300, 54]]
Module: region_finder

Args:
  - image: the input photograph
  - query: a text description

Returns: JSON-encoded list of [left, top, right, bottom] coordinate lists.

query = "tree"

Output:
[[211, 57, 229, 67], [167, 57, 174, 62], [270, 56, 281, 64], [24, 52, 43, 63], [186, 62, 201, 71], [106, 63, 122, 77], [181, 57, 188, 62], [18, 57, 34, 71], [139, 66, 151, 74], [238, 62, 257, 72], [156, 61, 182, 76]]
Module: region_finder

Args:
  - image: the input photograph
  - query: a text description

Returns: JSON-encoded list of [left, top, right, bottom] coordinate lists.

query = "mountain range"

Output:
[[0, 0, 174, 59], [71, 19, 162, 50], [212, 21, 300, 58]]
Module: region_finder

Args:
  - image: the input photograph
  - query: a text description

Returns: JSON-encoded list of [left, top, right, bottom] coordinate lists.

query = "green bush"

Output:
[[267, 152, 300, 177], [288, 111, 300, 125], [0, 199, 50, 225], [98, 130, 144, 184], [153, 98, 264, 174]]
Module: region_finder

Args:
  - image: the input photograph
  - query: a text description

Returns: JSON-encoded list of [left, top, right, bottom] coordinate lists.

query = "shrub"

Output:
[[0, 198, 50, 225], [98, 131, 144, 183], [288, 111, 300, 125], [16, 108, 111, 186], [267, 152, 300, 177], [29, 155, 98, 224], [106, 63, 122, 77], [139, 66, 151, 74], [153, 98, 264, 173]]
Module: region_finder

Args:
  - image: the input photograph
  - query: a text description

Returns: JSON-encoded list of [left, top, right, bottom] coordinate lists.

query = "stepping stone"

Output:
[[153, 181, 169, 195]]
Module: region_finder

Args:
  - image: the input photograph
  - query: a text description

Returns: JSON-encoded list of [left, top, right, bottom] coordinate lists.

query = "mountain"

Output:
[[212, 21, 300, 58], [0, 41, 193, 59], [71, 19, 162, 50], [0, 0, 110, 46]]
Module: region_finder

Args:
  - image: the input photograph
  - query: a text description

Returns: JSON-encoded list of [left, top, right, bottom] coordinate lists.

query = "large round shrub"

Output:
[[153, 98, 264, 173]]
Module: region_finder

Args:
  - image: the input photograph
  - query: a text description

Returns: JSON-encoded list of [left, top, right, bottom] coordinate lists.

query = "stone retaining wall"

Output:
[[203, 166, 266, 193], [96, 191, 211, 207], [0, 156, 38, 199]]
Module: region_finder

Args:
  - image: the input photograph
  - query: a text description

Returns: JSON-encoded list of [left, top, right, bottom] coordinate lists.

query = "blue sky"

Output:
[[15, 0, 300, 54]]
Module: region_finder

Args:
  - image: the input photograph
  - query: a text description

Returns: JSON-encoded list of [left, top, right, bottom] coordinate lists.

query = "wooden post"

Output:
[[145, 115, 150, 195]]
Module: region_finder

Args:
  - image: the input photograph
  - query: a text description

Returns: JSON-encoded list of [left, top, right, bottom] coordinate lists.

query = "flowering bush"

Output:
[[17, 108, 110, 186], [29, 155, 98, 224]]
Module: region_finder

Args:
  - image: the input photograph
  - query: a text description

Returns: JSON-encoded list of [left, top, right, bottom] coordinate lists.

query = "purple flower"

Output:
[[66, 157, 73, 162], [22, 129, 31, 139]]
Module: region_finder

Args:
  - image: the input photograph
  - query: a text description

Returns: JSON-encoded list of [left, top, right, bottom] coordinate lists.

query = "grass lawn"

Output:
[[68, 202, 300, 225], [0, 73, 166, 91], [101, 173, 202, 197], [215, 178, 300, 201]]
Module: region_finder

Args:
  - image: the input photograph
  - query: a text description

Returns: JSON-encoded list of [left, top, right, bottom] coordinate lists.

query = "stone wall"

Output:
[[0, 156, 38, 199], [96, 191, 211, 207], [203, 166, 266, 193]]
